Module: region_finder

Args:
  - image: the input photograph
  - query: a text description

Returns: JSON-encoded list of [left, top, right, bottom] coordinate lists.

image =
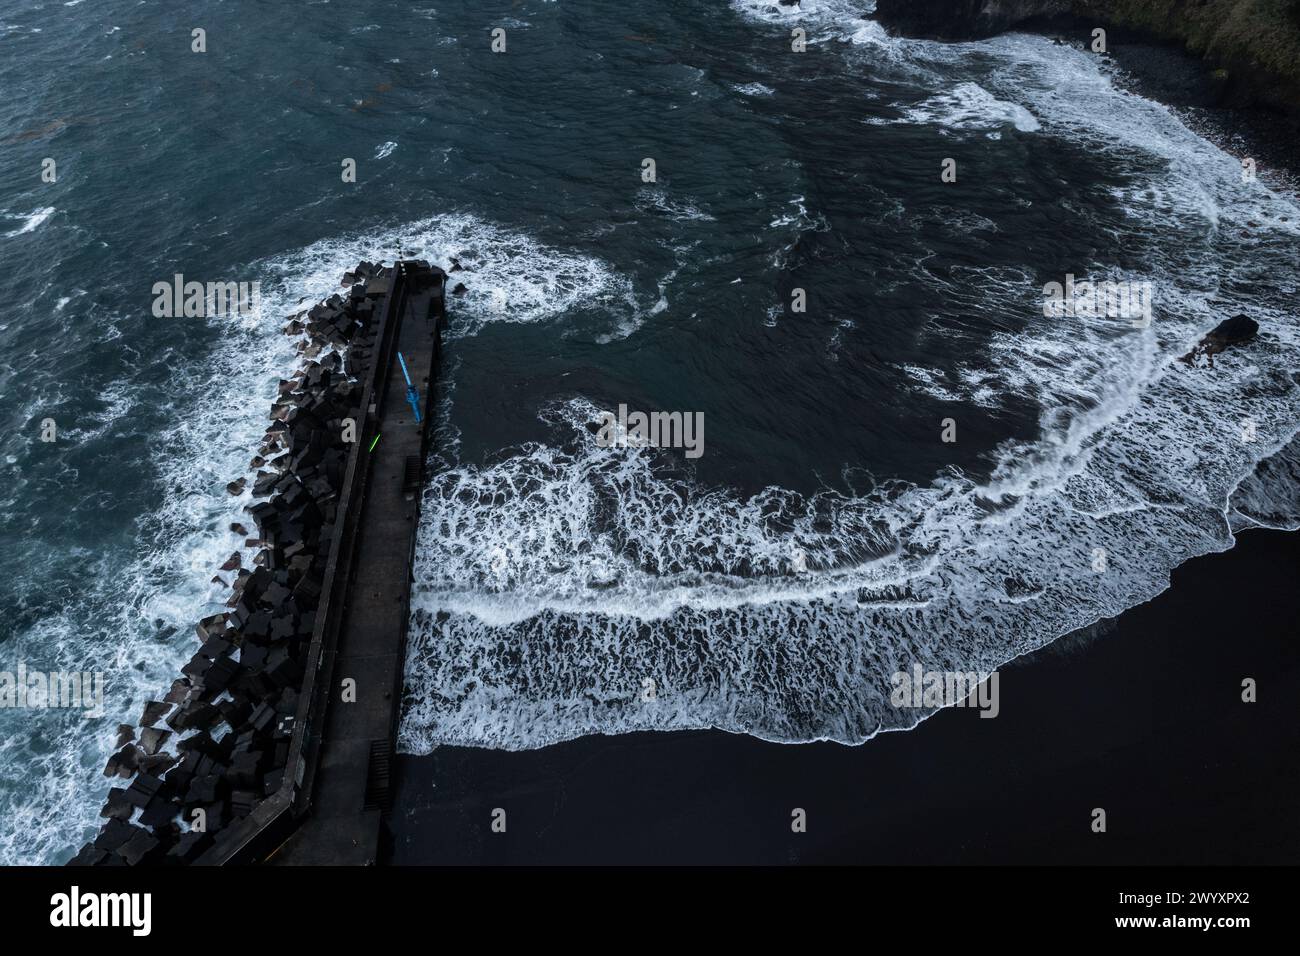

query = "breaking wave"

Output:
[[2, 206, 55, 238], [274, 212, 641, 337], [0, 209, 634, 864], [398, 11, 1300, 752], [867, 81, 1041, 133]]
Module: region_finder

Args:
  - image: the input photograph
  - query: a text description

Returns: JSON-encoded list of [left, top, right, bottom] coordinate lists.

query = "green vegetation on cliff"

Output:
[[874, 0, 1300, 112], [1077, 0, 1300, 108]]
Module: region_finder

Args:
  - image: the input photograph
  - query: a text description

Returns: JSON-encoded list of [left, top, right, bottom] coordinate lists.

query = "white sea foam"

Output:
[[635, 187, 717, 223], [0, 208, 636, 863], [398, 16, 1300, 753], [900, 365, 965, 404], [1230, 436, 1300, 532], [274, 212, 641, 337], [731, 0, 878, 33], [0, 272, 302, 866], [731, 0, 912, 63], [401, 290, 1300, 749], [2, 206, 55, 238], [768, 194, 830, 268], [868, 81, 1041, 133], [902, 33, 1300, 237]]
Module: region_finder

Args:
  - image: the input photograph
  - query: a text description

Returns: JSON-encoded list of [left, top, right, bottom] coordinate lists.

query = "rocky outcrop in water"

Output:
[[1179, 314, 1260, 368]]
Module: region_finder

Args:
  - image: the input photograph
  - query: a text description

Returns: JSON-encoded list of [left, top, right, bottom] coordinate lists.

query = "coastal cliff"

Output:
[[873, 0, 1300, 115], [871, 0, 1070, 39]]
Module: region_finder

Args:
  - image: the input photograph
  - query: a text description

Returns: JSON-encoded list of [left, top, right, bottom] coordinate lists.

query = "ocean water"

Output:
[[0, 0, 1297, 864]]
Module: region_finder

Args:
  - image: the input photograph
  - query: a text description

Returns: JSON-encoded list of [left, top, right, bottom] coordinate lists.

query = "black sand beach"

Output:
[[386, 527, 1300, 865]]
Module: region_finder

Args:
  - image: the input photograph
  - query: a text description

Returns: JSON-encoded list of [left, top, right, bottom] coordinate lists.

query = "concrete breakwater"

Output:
[[68, 260, 446, 866]]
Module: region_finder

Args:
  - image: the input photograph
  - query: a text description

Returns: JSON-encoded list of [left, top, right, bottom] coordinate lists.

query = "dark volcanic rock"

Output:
[[1180, 314, 1260, 367], [1208, 313, 1259, 345], [873, 0, 1069, 39]]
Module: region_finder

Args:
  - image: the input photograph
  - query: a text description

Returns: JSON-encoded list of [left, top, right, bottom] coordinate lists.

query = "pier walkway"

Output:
[[193, 260, 445, 866], [269, 262, 444, 865]]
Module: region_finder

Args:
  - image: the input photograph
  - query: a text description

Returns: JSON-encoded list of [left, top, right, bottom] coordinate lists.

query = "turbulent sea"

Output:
[[1, 0, 1298, 864]]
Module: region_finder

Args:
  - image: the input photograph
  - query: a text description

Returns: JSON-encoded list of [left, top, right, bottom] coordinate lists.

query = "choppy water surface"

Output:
[[0, 0, 1297, 863]]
